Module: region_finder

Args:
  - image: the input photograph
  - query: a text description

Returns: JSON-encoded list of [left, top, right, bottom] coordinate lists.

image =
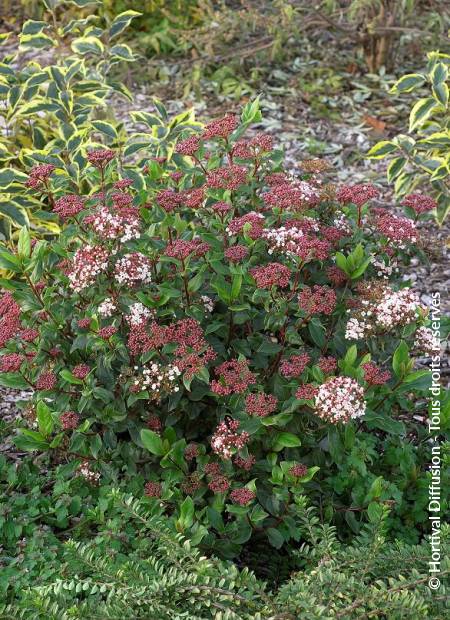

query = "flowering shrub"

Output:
[[0, 100, 445, 556]]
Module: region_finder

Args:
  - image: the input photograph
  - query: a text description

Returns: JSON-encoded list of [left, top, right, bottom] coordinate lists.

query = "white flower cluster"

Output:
[[201, 295, 214, 313], [125, 302, 153, 326], [98, 297, 117, 318], [333, 213, 352, 234], [376, 288, 420, 329], [68, 245, 109, 292], [114, 253, 152, 286], [345, 317, 367, 340], [370, 256, 398, 279], [77, 460, 100, 483], [296, 180, 319, 203], [414, 326, 440, 356], [133, 362, 181, 401], [263, 226, 304, 256], [315, 376, 366, 424], [90, 206, 140, 243], [345, 286, 421, 340]]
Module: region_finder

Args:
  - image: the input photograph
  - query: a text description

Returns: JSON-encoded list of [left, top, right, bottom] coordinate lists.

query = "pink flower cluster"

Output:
[[315, 376, 366, 424], [337, 183, 379, 206], [208, 474, 230, 494], [156, 189, 182, 212], [327, 266, 347, 287], [207, 165, 247, 190], [53, 195, 84, 220], [295, 383, 318, 400], [226, 212, 265, 239], [289, 463, 308, 477], [224, 245, 248, 262], [0, 353, 25, 372], [211, 418, 249, 459], [0, 293, 23, 347], [362, 362, 391, 385], [211, 359, 255, 395], [36, 371, 57, 391], [245, 392, 277, 417], [87, 149, 115, 169], [345, 285, 421, 339], [176, 135, 201, 156], [144, 481, 162, 498], [250, 262, 291, 289], [72, 364, 90, 380], [230, 487, 255, 505], [414, 326, 440, 356], [25, 164, 55, 189], [202, 114, 238, 140], [402, 193, 436, 214], [375, 213, 417, 246], [164, 239, 210, 261], [280, 353, 310, 379], [298, 285, 336, 316], [232, 134, 273, 158], [318, 356, 337, 374], [60, 411, 79, 430], [234, 454, 256, 471], [263, 180, 318, 211], [88, 205, 141, 243]]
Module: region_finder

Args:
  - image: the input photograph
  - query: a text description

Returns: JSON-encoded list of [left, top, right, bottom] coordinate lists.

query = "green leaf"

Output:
[[230, 274, 242, 300], [409, 97, 437, 132], [392, 341, 410, 378], [141, 429, 165, 456], [13, 429, 49, 451], [0, 250, 22, 273], [91, 120, 118, 140], [21, 20, 48, 36], [37, 401, 54, 437], [241, 96, 262, 125], [60, 369, 83, 385], [431, 62, 448, 88], [109, 10, 142, 39], [272, 432, 301, 451], [335, 252, 349, 275], [350, 257, 371, 279], [267, 527, 284, 549], [178, 496, 194, 529], [0, 373, 29, 389], [344, 345, 358, 366], [387, 157, 406, 183], [110, 44, 135, 62], [433, 82, 449, 107], [71, 36, 104, 56], [367, 501, 383, 523], [391, 73, 425, 93], [17, 226, 31, 258], [19, 33, 55, 50], [364, 410, 405, 435], [367, 141, 397, 159]]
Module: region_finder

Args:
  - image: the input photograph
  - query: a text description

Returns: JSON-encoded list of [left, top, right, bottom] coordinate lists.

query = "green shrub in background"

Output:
[[0, 0, 140, 242], [369, 50, 450, 224]]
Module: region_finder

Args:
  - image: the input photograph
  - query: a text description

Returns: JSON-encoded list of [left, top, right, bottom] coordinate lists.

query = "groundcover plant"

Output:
[[0, 101, 447, 561]]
